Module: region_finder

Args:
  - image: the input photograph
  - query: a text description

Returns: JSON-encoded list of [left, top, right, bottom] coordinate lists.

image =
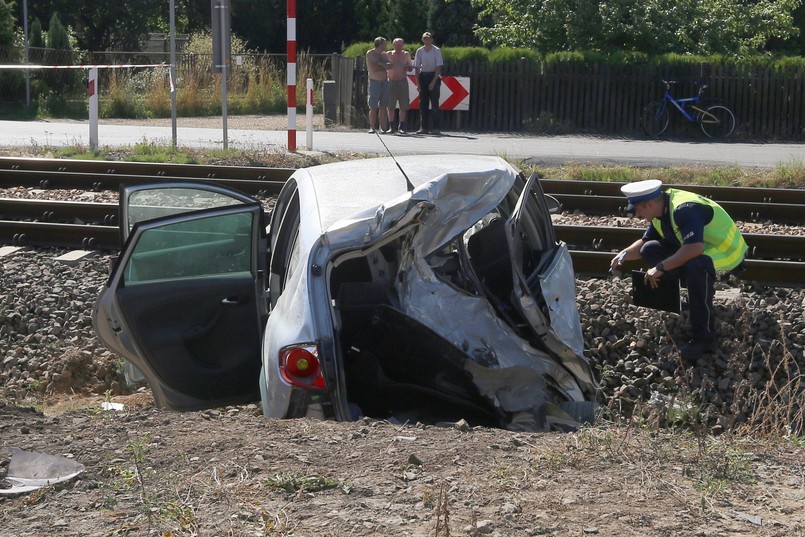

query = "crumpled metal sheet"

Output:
[[0, 447, 85, 495], [398, 254, 586, 405]]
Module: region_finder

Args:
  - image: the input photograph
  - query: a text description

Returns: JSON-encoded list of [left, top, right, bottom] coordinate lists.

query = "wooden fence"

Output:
[[333, 56, 805, 140], [2, 45, 802, 140]]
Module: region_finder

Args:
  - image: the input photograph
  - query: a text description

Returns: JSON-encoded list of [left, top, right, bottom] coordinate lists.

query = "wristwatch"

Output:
[[655, 262, 665, 272]]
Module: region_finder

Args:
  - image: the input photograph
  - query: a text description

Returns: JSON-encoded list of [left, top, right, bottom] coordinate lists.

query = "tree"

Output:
[[231, 0, 362, 53], [17, 0, 163, 51], [47, 13, 70, 50], [764, 0, 805, 54], [471, 0, 802, 55], [298, 0, 361, 53], [0, 0, 14, 46], [381, 0, 426, 44], [29, 18, 44, 48], [427, 0, 481, 46], [229, 0, 286, 52], [0, 0, 22, 100], [27, 17, 45, 65]]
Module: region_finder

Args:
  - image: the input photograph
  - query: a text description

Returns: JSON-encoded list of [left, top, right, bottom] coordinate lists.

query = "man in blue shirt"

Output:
[[611, 180, 747, 362]]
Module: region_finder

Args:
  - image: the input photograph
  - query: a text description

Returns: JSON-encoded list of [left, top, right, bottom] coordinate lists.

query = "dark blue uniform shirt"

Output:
[[642, 193, 714, 247]]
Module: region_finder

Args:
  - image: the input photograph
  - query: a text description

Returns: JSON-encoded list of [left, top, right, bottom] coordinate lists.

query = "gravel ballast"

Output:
[[1, 178, 803, 431], [1, 238, 802, 432]]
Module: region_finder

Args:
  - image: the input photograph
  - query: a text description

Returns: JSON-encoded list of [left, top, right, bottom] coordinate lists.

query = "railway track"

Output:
[[1, 157, 803, 284]]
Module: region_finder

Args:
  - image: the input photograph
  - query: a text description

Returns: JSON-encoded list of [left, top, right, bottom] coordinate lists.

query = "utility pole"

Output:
[[212, 0, 230, 149], [23, 0, 30, 107], [169, 0, 177, 147]]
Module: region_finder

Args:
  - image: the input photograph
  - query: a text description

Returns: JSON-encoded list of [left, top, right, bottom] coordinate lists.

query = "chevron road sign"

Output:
[[407, 75, 470, 111]]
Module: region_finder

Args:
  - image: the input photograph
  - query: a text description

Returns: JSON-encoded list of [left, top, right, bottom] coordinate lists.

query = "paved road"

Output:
[[1, 119, 802, 167]]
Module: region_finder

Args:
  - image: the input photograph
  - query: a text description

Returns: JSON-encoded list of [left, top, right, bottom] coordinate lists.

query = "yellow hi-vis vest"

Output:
[[651, 189, 748, 272]]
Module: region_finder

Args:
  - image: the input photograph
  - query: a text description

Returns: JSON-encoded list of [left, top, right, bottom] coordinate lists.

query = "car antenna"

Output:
[[374, 131, 415, 191]]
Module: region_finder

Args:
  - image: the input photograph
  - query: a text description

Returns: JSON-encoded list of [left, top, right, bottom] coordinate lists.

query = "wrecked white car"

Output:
[[93, 155, 598, 431]]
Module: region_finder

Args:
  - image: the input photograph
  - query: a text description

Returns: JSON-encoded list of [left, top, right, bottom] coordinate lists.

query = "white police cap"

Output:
[[621, 179, 663, 210]]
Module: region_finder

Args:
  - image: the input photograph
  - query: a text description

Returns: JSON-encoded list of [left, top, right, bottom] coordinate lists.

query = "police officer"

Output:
[[610, 179, 748, 361]]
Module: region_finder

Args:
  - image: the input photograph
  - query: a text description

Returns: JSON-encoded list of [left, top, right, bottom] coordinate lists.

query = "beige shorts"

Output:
[[388, 78, 410, 111]]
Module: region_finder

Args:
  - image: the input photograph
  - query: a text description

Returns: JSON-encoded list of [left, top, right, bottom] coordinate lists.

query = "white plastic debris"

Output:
[[101, 401, 125, 412]]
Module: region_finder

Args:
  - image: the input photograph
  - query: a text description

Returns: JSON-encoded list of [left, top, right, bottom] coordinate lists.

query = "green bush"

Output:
[[343, 42, 373, 58], [487, 47, 541, 63], [36, 90, 87, 117], [443, 46, 490, 62], [344, 40, 805, 71], [0, 67, 25, 100], [99, 71, 148, 119]]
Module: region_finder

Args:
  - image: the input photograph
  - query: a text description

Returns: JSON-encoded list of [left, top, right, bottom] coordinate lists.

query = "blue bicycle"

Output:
[[642, 80, 736, 138]]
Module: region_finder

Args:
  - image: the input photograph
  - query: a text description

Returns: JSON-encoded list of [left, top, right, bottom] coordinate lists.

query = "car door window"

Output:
[[268, 187, 301, 307], [123, 211, 254, 285], [122, 185, 256, 242]]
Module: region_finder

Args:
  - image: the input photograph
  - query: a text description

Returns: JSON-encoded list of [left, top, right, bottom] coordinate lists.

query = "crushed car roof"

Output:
[[289, 155, 519, 232]]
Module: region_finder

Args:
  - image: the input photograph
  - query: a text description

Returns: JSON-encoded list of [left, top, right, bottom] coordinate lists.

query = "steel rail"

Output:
[[3, 157, 800, 205], [0, 220, 120, 250], [0, 156, 295, 182], [540, 179, 805, 205], [554, 225, 805, 261], [4, 172, 802, 225], [0, 169, 285, 197], [2, 158, 802, 224], [0, 198, 118, 225], [569, 250, 804, 286], [549, 193, 805, 225], [1, 155, 800, 202], [1, 199, 803, 261], [0, 157, 801, 285], [1, 220, 802, 286]]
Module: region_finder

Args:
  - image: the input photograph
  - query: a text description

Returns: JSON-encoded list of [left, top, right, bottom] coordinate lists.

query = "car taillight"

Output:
[[279, 345, 326, 389]]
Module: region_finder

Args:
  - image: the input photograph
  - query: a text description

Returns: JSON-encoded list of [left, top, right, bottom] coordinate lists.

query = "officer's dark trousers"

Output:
[[418, 72, 441, 131], [640, 241, 716, 343]]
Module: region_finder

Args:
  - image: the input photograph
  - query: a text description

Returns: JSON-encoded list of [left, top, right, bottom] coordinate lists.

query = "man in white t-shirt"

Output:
[[413, 32, 443, 134]]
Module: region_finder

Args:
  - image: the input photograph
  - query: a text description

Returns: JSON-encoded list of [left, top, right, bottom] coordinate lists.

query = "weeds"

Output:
[[732, 346, 804, 438], [433, 481, 451, 537], [530, 446, 575, 474], [127, 434, 154, 532], [264, 472, 338, 493], [492, 459, 529, 491], [687, 442, 756, 495]]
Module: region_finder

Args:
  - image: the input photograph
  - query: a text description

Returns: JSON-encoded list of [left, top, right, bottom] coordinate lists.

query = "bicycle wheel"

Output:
[[642, 101, 669, 137], [700, 105, 735, 138]]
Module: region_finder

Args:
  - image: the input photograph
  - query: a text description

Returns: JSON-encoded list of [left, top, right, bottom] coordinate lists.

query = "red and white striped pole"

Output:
[[287, 0, 297, 151], [88, 67, 99, 154]]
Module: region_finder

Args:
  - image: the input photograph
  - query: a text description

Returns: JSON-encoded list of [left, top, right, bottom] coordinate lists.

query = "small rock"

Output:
[[454, 419, 471, 432]]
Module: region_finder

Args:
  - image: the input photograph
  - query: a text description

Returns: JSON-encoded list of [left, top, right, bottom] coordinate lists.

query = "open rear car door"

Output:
[[507, 173, 598, 400], [93, 183, 268, 411]]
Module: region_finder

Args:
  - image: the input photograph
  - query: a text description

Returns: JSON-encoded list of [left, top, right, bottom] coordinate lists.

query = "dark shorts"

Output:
[[388, 79, 410, 111]]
